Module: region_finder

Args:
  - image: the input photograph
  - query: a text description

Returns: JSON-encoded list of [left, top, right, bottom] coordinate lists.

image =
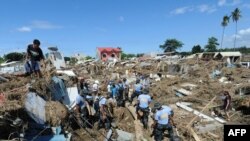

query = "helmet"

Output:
[[153, 102, 162, 110]]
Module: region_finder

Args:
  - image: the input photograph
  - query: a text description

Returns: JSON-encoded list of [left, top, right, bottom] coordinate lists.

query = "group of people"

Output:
[[74, 74, 176, 141], [23, 39, 232, 141]]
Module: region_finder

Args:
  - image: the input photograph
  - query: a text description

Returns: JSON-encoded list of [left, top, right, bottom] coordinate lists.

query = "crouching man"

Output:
[[98, 95, 111, 130]]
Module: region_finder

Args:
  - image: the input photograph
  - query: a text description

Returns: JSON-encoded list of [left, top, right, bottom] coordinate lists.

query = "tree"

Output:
[[231, 8, 242, 50], [205, 37, 219, 52], [4, 52, 25, 61], [192, 45, 203, 54], [220, 15, 230, 49], [160, 39, 183, 52], [64, 57, 70, 62], [0, 56, 4, 64], [121, 52, 136, 60], [85, 56, 93, 60]]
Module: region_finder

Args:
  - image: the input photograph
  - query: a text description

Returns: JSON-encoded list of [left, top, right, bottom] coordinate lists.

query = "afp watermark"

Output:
[[224, 125, 250, 141]]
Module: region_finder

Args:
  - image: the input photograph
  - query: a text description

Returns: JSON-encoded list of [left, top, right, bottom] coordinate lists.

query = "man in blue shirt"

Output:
[[75, 93, 89, 127], [152, 102, 174, 141], [130, 79, 143, 103], [137, 88, 151, 128]]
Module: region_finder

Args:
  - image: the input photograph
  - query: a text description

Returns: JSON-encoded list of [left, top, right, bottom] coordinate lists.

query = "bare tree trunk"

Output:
[[233, 21, 238, 51], [220, 27, 225, 50]]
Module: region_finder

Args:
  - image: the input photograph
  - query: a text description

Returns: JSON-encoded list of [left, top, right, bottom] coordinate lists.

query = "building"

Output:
[[96, 47, 121, 62], [241, 54, 250, 68], [47, 47, 66, 70], [0, 61, 24, 74], [214, 52, 242, 64], [187, 51, 242, 63]]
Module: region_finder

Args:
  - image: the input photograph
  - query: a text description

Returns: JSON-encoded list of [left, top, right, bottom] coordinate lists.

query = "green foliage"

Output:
[[4, 52, 25, 61], [160, 38, 183, 52], [121, 52, 136, 60], [205, 37, 219, 52], [231, 8, 242, 49], [136, 53, 144, 57], [69, 57, 77, 65], [0, 56, 4, 64], [218, 46, 250, 54], [192, 45, 203, 54], [64, 57, 70, 62], [231, 8, 241, 22], [85, 56, 93, 60], [221, 15, 230, 27]]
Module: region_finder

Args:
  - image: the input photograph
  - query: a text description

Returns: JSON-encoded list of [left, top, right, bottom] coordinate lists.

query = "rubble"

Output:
[[0, 52, 250, 141]]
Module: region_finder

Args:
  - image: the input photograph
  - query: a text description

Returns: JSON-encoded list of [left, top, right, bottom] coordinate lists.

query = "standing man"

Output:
[[222, 91, 231, 121], [123, 78, 129, 101], [130, 79, 143, 103], [26, 39, 45, 77], [137, 88, 152, 129], [152, 102, 174, 141]]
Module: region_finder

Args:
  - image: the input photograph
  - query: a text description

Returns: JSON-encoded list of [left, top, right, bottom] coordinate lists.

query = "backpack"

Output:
[[94, 96, 104, 114], [118, 84, 124, 92]]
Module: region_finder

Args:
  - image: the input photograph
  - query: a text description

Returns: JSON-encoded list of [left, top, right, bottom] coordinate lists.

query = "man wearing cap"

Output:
[[137, 88, 152, 128], [152, 102, 174, 141], [26, 39, 45, 77]]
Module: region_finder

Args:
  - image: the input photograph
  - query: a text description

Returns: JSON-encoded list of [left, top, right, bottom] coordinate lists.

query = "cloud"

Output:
[[218, 0, 226, 6], [170, 4, 216, 15], [231, 0, 241, 6], [197, 4, 217, 13], [170, 6, 194, 15], [119, 16, 125, 22], [243, 3, 250, 9], [17, 26, 32, 32], [238, 28, 250, 35], [16, 21, 62, 32], [218, 0, 241, 7], [31, 21, 62, 29], [224, 27, 250, 47]]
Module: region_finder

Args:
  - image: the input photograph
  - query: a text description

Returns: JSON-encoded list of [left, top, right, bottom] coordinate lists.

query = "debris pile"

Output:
[[0, 54, 250, 141]]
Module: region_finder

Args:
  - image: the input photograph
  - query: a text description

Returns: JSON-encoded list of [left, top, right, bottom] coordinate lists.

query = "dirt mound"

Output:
[[45, 101, 68, 126]]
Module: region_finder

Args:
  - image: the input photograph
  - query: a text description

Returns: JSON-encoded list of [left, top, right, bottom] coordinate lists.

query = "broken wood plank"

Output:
[[189, 127, 201, 141], [174, 88, 192, 96], [186, 96, 217, 128], [207, 131, 219, 138]]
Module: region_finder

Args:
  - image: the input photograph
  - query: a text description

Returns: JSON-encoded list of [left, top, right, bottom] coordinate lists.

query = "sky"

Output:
[[0, 0, 250, 57]]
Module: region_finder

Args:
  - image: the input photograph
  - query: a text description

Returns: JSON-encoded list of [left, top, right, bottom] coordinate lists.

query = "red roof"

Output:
[[97, 47, 121, 52]]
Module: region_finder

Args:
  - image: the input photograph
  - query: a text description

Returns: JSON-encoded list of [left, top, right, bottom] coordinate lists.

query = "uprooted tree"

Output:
[[160, 38, 183, 52]]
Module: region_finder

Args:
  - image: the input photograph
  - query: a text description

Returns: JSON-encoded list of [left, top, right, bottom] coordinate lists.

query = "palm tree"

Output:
[[231, 8, 242, 50], [220, 15, 230, 50]]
